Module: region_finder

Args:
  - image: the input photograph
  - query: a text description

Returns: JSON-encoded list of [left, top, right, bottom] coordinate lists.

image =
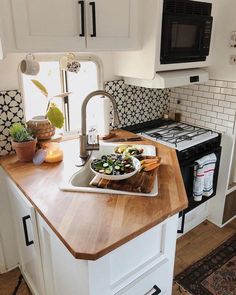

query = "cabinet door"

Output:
[[8, 180, 45, 295], [86, 0, 140, 50], [11, 0, 86, 51]]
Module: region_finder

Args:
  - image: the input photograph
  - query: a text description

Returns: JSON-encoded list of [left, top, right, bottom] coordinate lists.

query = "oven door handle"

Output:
[[177, 210, 185, 234]]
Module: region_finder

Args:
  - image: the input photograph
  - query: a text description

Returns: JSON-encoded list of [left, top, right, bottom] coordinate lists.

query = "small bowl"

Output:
[[90, 156, 141, 181]]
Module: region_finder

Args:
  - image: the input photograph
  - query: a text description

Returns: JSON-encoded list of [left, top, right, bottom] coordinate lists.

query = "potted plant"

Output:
[[9, 123, 37, 162], [27, 80, 70, 140]]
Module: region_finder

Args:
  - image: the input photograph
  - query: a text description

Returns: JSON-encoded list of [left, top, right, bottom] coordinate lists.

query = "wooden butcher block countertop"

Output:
[[0, 129, 188, 260]]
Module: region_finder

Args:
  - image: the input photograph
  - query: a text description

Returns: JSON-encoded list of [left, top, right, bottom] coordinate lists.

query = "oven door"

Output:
[[161, 14, 213, 64], [177, 146, 222, 233]]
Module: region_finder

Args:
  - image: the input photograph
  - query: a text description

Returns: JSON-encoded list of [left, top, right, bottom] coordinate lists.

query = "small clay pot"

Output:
[[12, 140, 37, 162], [27, 116, 55, 140]]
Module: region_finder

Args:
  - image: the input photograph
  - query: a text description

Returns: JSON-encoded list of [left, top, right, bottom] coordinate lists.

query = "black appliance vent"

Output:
[[164, 0, 212, 16]]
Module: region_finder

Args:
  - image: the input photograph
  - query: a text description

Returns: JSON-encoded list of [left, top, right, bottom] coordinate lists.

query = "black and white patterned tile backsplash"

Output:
[[105, 80, 170, 128], [0, 90, 24, 156]]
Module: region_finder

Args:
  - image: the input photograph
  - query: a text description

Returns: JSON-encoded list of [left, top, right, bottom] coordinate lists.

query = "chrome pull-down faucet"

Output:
[[79, 90, 120, 160]]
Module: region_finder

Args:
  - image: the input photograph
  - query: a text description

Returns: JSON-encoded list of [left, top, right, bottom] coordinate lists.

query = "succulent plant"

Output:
[[9, 123, 34, 142]]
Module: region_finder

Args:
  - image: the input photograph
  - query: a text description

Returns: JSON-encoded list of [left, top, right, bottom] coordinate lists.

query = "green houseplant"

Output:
[[9, 123, 37, 162], [27, 80, 69, 140]]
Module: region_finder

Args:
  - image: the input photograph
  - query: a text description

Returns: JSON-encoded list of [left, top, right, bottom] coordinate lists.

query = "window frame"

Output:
[[19, 53, 104, 135]]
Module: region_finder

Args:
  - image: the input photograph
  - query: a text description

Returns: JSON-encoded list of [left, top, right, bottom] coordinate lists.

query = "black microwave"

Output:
[[160, 0, 213, 64]]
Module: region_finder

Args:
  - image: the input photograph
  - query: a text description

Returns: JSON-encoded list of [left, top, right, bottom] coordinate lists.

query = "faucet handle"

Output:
[[86, 134, 100, 151]]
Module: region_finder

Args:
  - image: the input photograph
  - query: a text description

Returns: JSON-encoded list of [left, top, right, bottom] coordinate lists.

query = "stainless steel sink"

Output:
[[59, 142, 158, 197]]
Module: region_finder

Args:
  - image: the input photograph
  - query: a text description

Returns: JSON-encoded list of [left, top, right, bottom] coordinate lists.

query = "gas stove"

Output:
[[123, 119, 219, 151], [123, 119, 222, 233]]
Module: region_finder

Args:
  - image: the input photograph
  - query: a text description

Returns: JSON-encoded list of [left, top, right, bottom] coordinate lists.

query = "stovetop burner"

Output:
[[140, 122, 216, 150]]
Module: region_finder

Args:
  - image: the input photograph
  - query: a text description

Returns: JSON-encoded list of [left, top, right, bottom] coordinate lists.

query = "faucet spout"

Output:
[[80, 90, 120, 159]]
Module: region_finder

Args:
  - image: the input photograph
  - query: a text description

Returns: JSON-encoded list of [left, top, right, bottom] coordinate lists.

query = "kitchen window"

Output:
[[20, 55, 102, 134]]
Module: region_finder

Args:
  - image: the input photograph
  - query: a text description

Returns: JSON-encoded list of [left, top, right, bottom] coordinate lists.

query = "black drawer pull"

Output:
[[22, 215, 34, 246], [78, 1, 85, 37], [89, 2, 96, 37], [145, 285, 161, 295]]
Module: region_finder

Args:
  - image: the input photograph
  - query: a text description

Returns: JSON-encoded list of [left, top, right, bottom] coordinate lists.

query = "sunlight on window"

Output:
[[22, 61, 63, 122], [21, 58, 100, 134], [66, 61, 99, 132]]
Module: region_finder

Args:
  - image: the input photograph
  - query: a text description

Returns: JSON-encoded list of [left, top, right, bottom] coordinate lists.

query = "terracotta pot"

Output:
[[12, 140, 37, 162], [27, 116, 55, 140]]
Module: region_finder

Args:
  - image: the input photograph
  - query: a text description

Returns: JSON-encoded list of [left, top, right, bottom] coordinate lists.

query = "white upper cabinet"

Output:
[[11, 0, 86, 51], [10, 0, 140, 51], [86, 0, 139, 50]]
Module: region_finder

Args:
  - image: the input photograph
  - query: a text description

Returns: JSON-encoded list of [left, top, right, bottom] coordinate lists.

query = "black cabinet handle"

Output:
[[78, 1, 85, 37], [89, 2, 96, 37], [145, 285, 161, 295], [22, 215, 34, 246], [177, 210, 185, 234]]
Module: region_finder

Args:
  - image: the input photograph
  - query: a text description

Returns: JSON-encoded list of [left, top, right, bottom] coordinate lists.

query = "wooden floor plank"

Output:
[[174, 218, 236, 276]]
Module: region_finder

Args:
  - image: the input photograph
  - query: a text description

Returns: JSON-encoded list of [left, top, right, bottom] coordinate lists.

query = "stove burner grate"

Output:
[[143, 122, 213, 147]]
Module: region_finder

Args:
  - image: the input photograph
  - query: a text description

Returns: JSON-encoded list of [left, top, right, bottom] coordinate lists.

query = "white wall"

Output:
[[0, 52, 115, 91], [209, 0, 236, 81]]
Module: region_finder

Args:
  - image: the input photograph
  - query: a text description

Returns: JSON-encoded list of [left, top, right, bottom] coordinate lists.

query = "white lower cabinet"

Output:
[[38, 213, 178, 295], [6, 177, 45, 295], [3, 169, 178, 295]]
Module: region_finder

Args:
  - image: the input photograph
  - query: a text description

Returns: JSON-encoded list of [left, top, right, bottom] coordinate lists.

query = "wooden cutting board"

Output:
[[90, 156, 159, 194]]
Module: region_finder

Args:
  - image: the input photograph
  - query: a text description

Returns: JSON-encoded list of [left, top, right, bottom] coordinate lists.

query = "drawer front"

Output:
[[115, 260, 169, 295]]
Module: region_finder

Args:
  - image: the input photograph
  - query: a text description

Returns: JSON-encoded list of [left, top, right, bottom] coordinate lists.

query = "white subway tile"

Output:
[[193, 90, 204, 97], [202, 104, 212, 111], [210, 87, 221, 93], [207, 99, 218, 106], [212, 105, 224, 113], [180, 100, 192, 107], [207, 110, 217, 118], [174, 88, 185, 94], [197, 109, 207, 115], [185, 117, 196, 124], [183, 89, 193, 95], [230, 102, 236, 109], [227, 82, 236, 89], [189, 84, 199, 90], [201, 115, 211, 123], [211, 118, 222, 125], [216, 125, 227, 133], [187, 106, 196, 113], [224, 108, 236, 115], [199, 85, 209, 92], [170, 92, 179, 99], [205, 122, 216, 130], [177, 105, 187, 111], [188, 95, 197, 102], [219, 101, 230, 107], [198, 97, 207, 104], [214, 93, 225, 100], [215, 81, 228, 88], [233, 89, 236, 96], [181, 111, 191, 118], [191, 113, 201, 120], [218, 113, 229, 120], [192, 102, 202, 108], [201, 91, 214, 99], [222, 121, 234, 128], [228, 115, 235, 122], [205, 80, 216, 86], [225, 95, 236, 102], [221, 88, 233, 95]]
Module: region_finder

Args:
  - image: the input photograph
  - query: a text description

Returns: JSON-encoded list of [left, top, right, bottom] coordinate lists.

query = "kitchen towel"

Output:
[[193, 153, 217, 201]]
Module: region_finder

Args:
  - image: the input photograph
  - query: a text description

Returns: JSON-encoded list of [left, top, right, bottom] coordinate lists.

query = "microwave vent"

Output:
[[164, 0, 212, 16]]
